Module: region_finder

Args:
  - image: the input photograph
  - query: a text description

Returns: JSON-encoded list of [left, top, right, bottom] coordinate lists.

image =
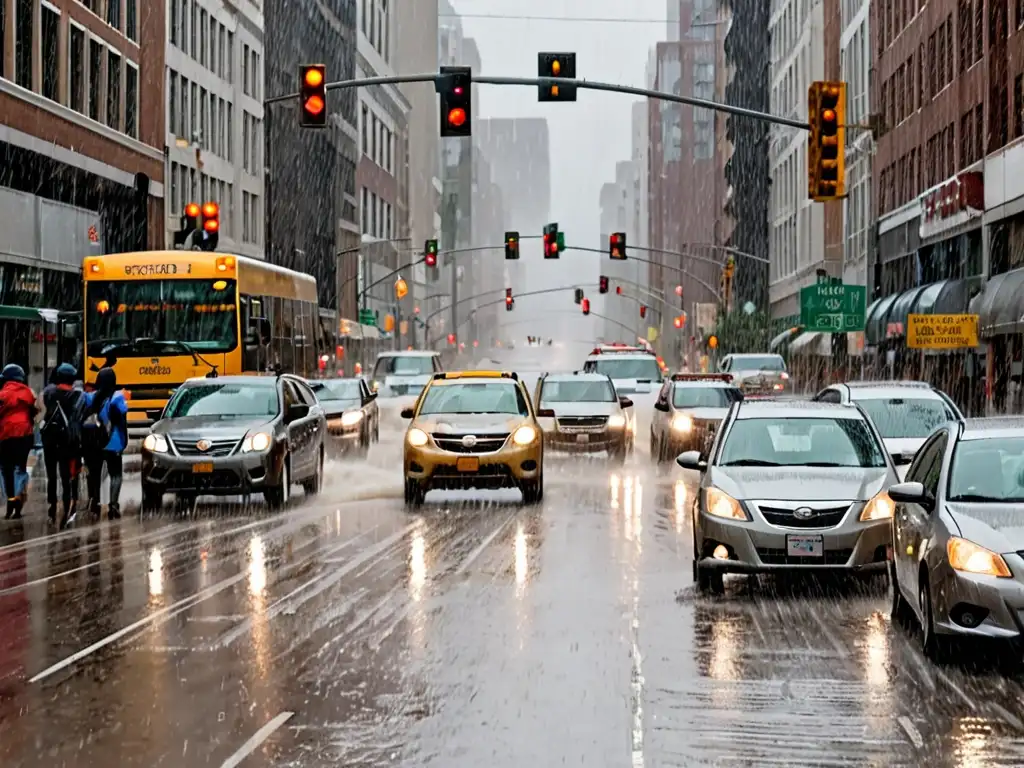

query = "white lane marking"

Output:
[[452, 512, 517, 576], [220, 711, 295, 768], [897, 716, 924, 749], [210, 523, 416, 648]]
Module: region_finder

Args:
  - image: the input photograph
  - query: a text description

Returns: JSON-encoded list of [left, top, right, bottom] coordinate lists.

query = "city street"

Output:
[[0, 386, 1021, 767]]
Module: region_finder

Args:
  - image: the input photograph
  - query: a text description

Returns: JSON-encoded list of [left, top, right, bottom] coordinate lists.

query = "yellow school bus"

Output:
[[81, 250, 319, 437]]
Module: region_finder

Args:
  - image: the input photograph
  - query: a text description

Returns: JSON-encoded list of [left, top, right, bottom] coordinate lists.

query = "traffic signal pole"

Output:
[[569, 247, 723, 305]]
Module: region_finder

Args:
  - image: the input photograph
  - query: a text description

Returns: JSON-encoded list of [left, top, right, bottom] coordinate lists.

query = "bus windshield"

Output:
[[86, 279, 238, 356]]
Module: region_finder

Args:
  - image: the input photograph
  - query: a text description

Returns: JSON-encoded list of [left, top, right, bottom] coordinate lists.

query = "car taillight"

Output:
[[779, 372, 789, 380]]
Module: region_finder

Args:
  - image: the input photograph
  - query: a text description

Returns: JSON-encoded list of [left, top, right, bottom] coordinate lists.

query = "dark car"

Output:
[[141, 374, 326, 511], [308, 377, 380, 454]]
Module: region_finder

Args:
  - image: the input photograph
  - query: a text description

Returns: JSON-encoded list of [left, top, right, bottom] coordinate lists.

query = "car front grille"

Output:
[[758, 505, 849, 529], [557, 415, 608, 430], [431, 433, 509, 453], [172, 438, 240, 457], [756, 547, 853, 565]]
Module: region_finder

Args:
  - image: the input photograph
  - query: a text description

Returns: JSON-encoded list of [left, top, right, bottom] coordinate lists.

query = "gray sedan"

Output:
[[889, 416, 1024, 660], [677, 399, 900, 593]]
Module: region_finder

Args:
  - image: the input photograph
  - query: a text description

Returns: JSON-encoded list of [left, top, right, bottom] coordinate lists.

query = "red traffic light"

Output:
[[304, 95, 325, 116], [447, 108, 467, 127], [447, 333, 455, 344], [184, 202, 200, 218], [616, 286, 622, 295], [599, 276, 609, 294], [673, 316, 684, 329], [505, 296, 513, 305], [639, 305, 647, 319], [674, 284, 683, 297], [581, 298, 590, 315], [822, 108, 836, 123], [425, 252, 437, 268]]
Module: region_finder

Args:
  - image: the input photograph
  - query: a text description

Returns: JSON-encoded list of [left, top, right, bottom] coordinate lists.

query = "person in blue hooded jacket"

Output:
[[81, 367, 128, 520]]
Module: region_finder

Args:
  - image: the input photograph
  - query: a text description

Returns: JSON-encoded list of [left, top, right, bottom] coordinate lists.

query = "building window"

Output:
[[371, 115, 378, 161], [361, 187, 369, 233], [243, 191, 251, 242], [243, 44, 250, 96], [370, 192, 377, 235], [380, 0, 388, 59], [190, 81, 197, 137], [126, 62, 138, 138], [126, 0, 138, 41], [227, 31, 234, 82], [88, 39, 104, 121], [242, 113, 250, 172], [107, 50, 121, 129], [250, 50, 258, 99], [227, 104, 233, 162], [385, 202, 391, 239], [41, 3, 60, 102], [170, 0, 179, 46], [378, 121, 385, 166], [169, 71, 179, 135], [361, 105, 369, 154], [251, 118, 260, 173], [69, 24, 85, 113], [15, 0, 33, 89], [385, 129, 391, 172], [106, 0, 120, 29], [191, 3, 198, 59], [199, 88, 207, 150], [208, 14, 216, 72]]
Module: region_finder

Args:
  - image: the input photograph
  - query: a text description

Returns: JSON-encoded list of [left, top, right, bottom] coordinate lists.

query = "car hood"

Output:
[[707, 465, 890, 502], [946, 503, 1024, 554], [416, 413, 526, 434], [539, 401, 618, 417], [321, 400, 362, 418], [152, 415, 273, 440]]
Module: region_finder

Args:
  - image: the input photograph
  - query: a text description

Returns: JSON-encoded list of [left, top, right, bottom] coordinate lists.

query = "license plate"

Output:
[[192, 462, 214, 474], [786, 534, 823, 557], [456, 457, 479, 472], [576, 433, 589, 443]]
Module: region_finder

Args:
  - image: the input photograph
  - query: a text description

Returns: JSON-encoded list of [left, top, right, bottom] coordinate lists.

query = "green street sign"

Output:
[[358, 308, 376, 326], [799, 282, 866, 332]]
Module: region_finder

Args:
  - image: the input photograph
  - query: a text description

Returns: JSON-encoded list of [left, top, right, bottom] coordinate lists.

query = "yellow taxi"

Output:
[[401, 371, 549, 506]]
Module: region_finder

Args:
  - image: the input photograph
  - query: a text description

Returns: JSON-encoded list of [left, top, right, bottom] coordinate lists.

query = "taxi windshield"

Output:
[[541, 380, 615, 403], [418, 382, 529, 416], [165, 382, 278, 418]]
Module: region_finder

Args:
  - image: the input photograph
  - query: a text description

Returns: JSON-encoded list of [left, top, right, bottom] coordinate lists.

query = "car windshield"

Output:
[[855, 397, 953, 438], [418, 382, 529, 416], [732, 356, 785, 372], [540, 380, 615, 403], [719, 417, 887, 468], [165, 382, 278, 418], [673, 386, 742, 408], [374, 355, 435, 377], [948, 437, 1024, 502], [85, 278, 237, 355], [586, 357, 662, 381], [312, 380, 362, 401]]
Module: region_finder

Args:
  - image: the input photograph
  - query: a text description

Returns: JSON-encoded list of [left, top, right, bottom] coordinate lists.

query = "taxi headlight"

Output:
[[704, 487, 748, 521], [947, 537, 1012, 578], [407, 428, 429, 447], [242, 432, 272, 453], [371, 380, 380, 392], [512, 425, 537, 445], [671, 413, 693, 433], [340, 410, 363, 427], [859, 491, 895, 521], [607, 413, 626, 428], [143, 434, 168, 453]]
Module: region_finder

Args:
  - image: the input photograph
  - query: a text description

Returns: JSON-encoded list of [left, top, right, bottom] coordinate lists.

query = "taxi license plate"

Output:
[[192, 462, 214, 474], [456, 457, 479, 472], [576, 433, 589, 443], [786, 534, 823, 557]]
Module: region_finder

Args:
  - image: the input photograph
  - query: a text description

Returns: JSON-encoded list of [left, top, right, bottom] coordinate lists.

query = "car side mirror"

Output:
[[400, 407, 415, 419], [365, 391, 378, 402], [286, 403, 309, 422], [888, 481, 934, 509], [654, 400, 670, 412], [619, 397, 633, 408], [676, 450, 707, 472], [536, 408, 556, 418]]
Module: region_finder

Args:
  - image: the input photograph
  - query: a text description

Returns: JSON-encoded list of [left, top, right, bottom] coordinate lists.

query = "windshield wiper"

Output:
[[136, 338, 219, 377], [802, 462, 846, 467], [723, 459, 781, 467]]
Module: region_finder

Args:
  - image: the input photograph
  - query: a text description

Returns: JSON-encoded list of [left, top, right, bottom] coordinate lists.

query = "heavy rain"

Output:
[[1, 0, 1024, 766]]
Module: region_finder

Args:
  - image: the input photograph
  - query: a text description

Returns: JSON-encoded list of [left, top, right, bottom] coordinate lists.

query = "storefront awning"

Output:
[[887, 285, 930, 336], [769, 326, 801, 351], [977, 267, 1024, 337], [866, 293, 899, 346], [360, 324, 380, 340], [0, 305, 58, 322], [790, 331, 831, 356]]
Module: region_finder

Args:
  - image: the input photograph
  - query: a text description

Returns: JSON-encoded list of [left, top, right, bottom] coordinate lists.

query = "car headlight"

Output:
[[142, 434, 168, 453], [704, 487, 748, 521], [671, 413, 693, 433], [947, 537, 1012, 578], [340, 410, 363, 427], [407, 427, 429, 447], [607, 413, 626, 428], [241, 432, 272, 453], [512, 425, 537, 445], [371, 380, 380, 392], [859, 490, 895, 521]]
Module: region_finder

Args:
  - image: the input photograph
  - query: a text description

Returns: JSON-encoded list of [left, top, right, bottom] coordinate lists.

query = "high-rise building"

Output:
[[0, 0, 165, 388], [165, 0, 264, 259], [598, 161, 640, 343]]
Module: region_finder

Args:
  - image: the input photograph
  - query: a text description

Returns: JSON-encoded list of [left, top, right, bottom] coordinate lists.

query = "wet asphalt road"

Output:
[[2, 393, 1024, 766]]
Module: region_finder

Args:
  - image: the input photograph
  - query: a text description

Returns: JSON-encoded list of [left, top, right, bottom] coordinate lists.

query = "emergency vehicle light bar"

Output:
[[671, 373, 734, 382]]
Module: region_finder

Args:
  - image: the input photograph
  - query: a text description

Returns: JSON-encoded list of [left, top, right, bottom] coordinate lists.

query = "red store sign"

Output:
[[919, 172, 984, 239]]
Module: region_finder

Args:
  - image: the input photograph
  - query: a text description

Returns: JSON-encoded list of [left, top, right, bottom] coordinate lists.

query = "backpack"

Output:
[[74, 392, 111, 448]]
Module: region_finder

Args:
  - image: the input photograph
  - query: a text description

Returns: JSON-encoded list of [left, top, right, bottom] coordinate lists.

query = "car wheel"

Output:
[[374, 420, 380, 442], [888, 561, 909, 622], [302, 448, 324, 495], [141, 482, 163, 513], [265, 457, 290, 510], [522, 474, 544, 505], [692, 529, 724, 595], [404, 478, 425, 507], [357, 428, 370, 457], [919, 573, 948, 662]]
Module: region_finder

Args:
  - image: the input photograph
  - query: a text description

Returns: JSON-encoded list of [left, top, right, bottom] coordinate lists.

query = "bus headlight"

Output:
[[242, 432, 272, 453], [143, 434, 168, 453]]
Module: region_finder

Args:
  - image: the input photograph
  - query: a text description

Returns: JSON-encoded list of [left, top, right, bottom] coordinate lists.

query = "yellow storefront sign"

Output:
[[906, 313, 978, 349]]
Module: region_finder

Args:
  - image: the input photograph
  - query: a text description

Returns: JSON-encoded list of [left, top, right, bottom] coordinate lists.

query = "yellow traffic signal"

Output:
[[299, 64, 327, 128], [808, 81, 846, 201]]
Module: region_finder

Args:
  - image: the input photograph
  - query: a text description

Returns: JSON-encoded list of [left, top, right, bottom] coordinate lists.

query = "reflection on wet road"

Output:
[[2, 405, 1024, 766]]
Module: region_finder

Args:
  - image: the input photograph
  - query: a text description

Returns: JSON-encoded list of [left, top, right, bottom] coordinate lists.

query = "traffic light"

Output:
[[609, 232, 626, 260], [616, 285, 622, 295], [439, 65, 472, 137], [199, 201, 219, 251], [447, 333, 456, 345], [808, 81, 846, 200], [599, 275, 609, 294], [673, 315, 684, 329], [574, 287, 583, 304], [505, 231, 520, 260], [299, 65, 327, 127], [538, 52, 577, 102], [581, 297, 590, 315], [639, 305, 647, 319], [424, 239, 438, 268], [543, 222, 560, 258], [173, 202, 200, 248], [506, 287, 514, 311]]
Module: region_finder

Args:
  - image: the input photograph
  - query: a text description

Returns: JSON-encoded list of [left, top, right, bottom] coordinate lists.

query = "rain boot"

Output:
[[4, 498, 14, 520], [11, 497, 23, 520], [108, 502, 121, 520]]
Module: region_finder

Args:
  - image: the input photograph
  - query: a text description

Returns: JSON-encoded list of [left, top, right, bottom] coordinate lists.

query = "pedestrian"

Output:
[[0, 364, 39, 519], [41, 363, 84, 527], [79, 367, 128, 520]]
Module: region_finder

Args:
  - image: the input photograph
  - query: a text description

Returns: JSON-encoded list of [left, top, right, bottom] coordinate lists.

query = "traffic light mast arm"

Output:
[[568, 247, 723, 305], [425, 282, 600, 328], [351, 244, 507, 300], [443, 307, 638, 347]]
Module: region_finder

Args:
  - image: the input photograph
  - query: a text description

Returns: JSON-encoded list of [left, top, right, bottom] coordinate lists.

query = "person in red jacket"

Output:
[[0, 364, 39, 519]]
